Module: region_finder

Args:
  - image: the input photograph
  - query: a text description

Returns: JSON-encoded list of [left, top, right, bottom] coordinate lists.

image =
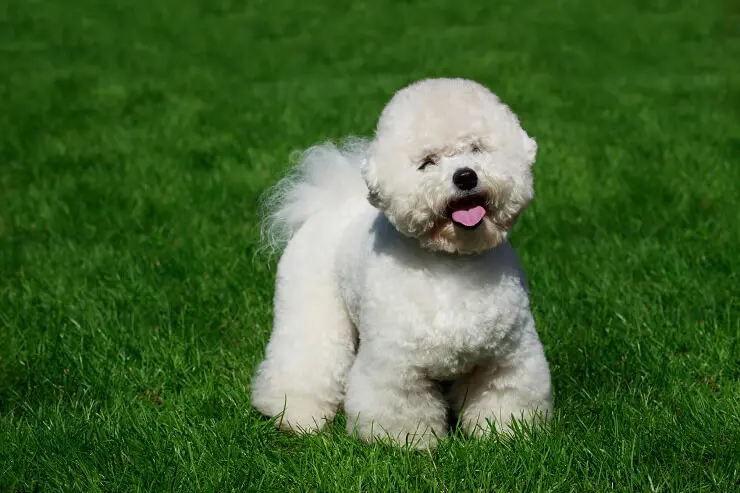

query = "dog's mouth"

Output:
[[446, 193, 488, 229]]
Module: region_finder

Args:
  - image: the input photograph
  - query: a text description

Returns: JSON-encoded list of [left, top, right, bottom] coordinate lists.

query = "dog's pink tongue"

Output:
[[451, 206, 486, 227]]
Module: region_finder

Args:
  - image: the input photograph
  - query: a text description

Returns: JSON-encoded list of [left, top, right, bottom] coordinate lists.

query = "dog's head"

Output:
[[362, 78, 537, 254]]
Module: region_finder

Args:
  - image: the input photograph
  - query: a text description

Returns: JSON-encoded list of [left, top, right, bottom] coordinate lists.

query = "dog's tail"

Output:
[[259, 138, 371, 255]]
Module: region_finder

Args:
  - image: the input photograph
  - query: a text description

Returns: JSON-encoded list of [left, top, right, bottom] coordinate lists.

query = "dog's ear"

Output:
[[361, 156, 384, 209], [521, 129, 537, 166]]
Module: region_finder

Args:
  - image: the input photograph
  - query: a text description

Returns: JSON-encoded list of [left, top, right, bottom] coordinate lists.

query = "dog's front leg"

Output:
[[452, 326, 553, 438], [344, 344, 448, 449]]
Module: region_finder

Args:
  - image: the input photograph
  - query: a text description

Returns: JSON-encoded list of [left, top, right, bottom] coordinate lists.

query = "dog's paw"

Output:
[[461, 403, 550, 439], [347, 417, 447, 450], [253, 393, 334, 434], [274, 410, 331, 434]]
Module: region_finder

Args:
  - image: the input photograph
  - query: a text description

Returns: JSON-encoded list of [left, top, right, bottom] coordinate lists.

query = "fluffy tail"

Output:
[[259, 138, 371, 254]]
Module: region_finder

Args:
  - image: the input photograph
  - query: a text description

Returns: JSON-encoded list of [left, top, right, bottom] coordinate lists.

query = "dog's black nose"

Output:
[[452, 167, 478, 190]]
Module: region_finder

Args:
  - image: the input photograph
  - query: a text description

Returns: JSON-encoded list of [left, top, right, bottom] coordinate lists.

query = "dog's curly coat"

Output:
[[252, 78, 553, 448]]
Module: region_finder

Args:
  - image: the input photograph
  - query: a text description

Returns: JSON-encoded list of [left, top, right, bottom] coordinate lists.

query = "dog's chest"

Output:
[[395, 269, 524, 378], [338, 228, 529, 379]]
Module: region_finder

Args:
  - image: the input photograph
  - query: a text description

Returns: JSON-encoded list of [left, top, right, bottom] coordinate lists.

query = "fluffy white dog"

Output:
[[251, 78, 553, 448]]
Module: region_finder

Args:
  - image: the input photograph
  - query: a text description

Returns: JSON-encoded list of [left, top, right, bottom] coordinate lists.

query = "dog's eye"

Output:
[[471, 142, 483, 153], [418, 154, 438, 170]]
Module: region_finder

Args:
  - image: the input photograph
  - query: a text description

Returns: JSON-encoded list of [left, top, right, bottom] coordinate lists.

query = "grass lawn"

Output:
[[1, 0, 739, 490]]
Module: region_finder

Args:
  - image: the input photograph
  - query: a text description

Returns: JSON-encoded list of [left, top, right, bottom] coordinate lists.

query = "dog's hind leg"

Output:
[[251, 222, 357, 433]]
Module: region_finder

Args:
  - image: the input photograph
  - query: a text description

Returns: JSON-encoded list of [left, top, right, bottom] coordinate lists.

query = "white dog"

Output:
[[251, 78, 553, 448]]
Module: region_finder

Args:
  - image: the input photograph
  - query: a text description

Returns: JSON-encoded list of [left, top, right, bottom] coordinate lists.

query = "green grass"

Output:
[[1, 0, 739, 490]]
